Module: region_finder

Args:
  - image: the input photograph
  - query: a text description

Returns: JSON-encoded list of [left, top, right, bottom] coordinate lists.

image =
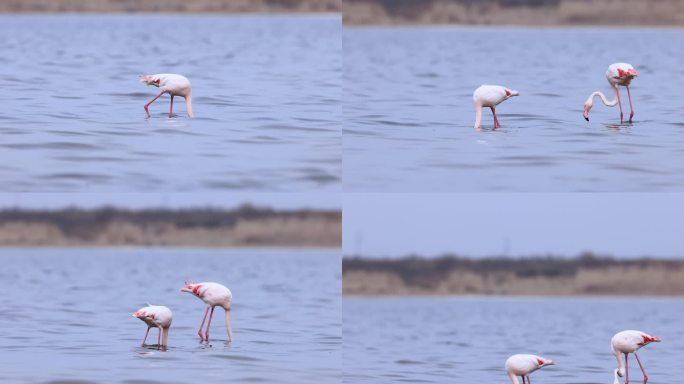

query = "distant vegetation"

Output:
[[343, 253, 684, 295], [0, 206, 341, 247], [0, 0, 340, 13], [343, 0, 684, 26]]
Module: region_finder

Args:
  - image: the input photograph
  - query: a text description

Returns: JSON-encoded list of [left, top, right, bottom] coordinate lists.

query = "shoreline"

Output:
[[343, 0, 684, 27], [0, 12, 340, 16], [0, 0, 340, 14], [0, 207, 341, 248], [343, 255, 684, 296]]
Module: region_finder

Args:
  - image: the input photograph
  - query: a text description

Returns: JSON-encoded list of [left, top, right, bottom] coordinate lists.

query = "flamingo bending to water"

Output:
[[140, 74, 193, 118], [180, 281, 233, 342], [505, 354, 555, 384], [612, 330, 661, 384], [473, 85, 519, 129], [132, 305, 172, 348], [583, 63, 637, 123]]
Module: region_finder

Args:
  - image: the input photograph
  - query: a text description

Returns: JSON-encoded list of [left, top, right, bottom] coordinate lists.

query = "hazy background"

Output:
[[344, 193, 683, 258]]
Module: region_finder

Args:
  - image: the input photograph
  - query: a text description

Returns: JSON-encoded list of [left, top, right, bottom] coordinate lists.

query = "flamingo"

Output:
[[140, 73, 194, 118], [505, 354, 555, 384], [132, 305, 172, 348], [180, 281, 233, 342], [583, 63, 638, 123], [473, 85, 520, 129], [612, 330, 661, 384]]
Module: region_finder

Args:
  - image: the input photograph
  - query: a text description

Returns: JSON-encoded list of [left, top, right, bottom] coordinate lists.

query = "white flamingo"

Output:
[[180, 281, 233, 342], [140, 73, 193, 118], [473, 85, 519, 129], [583, 63, 638, 123], [612, 330, 661, 384], [132, 305, 172, 348], [505, 354, 555, 384]]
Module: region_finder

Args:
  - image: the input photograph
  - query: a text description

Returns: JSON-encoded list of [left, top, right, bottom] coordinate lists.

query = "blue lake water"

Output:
[[344, 296, 684, 383], [0, 15, 340, 191], [344, 27, 684, 191], [0, 248, 340, 383]]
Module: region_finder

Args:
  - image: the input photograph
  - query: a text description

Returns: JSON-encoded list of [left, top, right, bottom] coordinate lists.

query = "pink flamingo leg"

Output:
[[522, 376, 526, 384], [169, 95, 174, 118], [144, 92, 164, 118], [491, 107, 501, 129], [626, 86, 634, 122], [634, 352, 648, 384], [197, 306, 210, 342], [141, 327, 151, 347], [625, 352, 630, 384], [527, 376, 531, 384], [157, 327, 161, 349], [204, 306, 215, 341], [616, 87, 624, 123]]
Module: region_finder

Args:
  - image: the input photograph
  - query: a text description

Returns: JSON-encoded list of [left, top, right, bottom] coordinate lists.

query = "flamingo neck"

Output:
[[589, 87, 619, 107], [474, 103, 482, 129], [613, 348, 625, 380], [225, 307, 233, 341], [185, 94, 193, 118], [508, 372, 519, 384], [161, 327, 170, 347]]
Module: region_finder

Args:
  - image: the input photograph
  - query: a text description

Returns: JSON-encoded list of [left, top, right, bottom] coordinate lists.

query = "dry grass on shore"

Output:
[[343, 0, 684, 26], [343, 254, 684, 295], [0, 0, 340, 13], [0, 206, 341, 247]]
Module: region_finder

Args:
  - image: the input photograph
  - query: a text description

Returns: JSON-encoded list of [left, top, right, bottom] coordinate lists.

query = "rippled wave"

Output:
[[344, 28, 684, 191], [0, 249, 341, 383], [0, 15, 341, 191]]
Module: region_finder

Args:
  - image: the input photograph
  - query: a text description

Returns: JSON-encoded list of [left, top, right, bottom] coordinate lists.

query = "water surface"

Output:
[[0, 15, 340, 191], [344, 28, 684, 191], [344, 297, 684, 383], [0, 248, 340, 383]]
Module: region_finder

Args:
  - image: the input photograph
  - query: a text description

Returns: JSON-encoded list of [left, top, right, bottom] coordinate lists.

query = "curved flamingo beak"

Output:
[[651, 336, 661, 342], [546, 359, 556, 366], [583, 108, 590, 121]]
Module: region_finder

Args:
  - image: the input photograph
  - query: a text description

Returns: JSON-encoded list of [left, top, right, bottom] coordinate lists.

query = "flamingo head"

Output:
[[180, 281, 203, 297], [583, 98, 593, 121], [139, 74, 161, 87], [615, 367, 624, 383]]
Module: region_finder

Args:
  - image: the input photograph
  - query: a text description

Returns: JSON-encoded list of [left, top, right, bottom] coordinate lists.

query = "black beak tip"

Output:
[[584, 117, 589, 122]]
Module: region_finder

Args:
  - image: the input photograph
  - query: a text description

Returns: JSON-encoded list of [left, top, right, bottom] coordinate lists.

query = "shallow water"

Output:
[[344, 297, 684, 383], [0, 15, 340, 191], [344, 28, 684, 191], [0, 248, 340, 383]]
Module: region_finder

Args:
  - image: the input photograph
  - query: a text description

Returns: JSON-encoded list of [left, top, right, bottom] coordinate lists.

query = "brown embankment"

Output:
[[343, 254, 684, 295], [343, 0, 684, 26], [0, 0, 340, 13], [0, 206, 341, 247]]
